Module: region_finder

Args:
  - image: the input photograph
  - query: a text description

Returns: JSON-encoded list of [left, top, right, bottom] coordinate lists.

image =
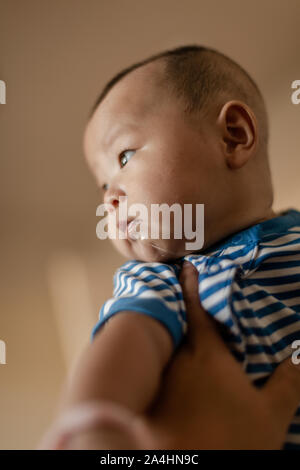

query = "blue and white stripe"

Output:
[[91, 208, 300, 449]]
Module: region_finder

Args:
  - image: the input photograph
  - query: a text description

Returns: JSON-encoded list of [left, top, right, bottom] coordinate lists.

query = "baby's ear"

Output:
[[216, 100, 258, 169]]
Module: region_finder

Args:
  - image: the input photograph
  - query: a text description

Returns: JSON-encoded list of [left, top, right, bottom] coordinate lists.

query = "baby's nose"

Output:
[[104, 187, 127, 214], [105, 195, 119, 212], [104, 191, 122, 212]]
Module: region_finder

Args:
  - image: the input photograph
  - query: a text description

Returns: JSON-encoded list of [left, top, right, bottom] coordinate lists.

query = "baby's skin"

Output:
[[84, 59, 276, 264], [38, 59, 280, 449]]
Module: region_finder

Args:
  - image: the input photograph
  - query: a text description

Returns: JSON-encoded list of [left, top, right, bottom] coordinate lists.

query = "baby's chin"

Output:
[[111, 237, 190, 263]]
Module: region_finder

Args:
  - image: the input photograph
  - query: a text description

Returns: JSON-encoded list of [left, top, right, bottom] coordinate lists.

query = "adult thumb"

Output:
[[261, 354, 300, 429], [178, 261, 229, 354]]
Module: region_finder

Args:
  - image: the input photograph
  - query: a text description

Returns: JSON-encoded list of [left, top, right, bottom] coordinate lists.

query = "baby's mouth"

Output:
[[116, 218, 181, 260], [116, 217, 144, 240], [127, 218, 144, 240]]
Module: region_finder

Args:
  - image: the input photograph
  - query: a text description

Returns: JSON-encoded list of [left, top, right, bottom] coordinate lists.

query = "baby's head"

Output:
[[83, 45, 275, 263]]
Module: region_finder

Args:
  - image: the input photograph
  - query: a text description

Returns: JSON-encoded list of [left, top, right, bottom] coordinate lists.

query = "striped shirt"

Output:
[[91, 208, 300, 449]]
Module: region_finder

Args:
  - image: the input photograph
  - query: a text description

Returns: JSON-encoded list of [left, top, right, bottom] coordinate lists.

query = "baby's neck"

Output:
[[203, 206, 278, 253]]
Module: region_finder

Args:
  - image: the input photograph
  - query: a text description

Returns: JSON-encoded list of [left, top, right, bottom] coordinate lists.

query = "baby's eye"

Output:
[[119, 149, 136, 168]]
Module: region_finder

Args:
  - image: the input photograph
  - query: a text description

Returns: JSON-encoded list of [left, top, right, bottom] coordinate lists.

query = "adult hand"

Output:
[[135, 261, 300, 449], [37, 261, 300, 450]]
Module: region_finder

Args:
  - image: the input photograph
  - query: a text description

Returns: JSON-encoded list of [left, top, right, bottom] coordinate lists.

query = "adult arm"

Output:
[[37, 262, 300, 449]]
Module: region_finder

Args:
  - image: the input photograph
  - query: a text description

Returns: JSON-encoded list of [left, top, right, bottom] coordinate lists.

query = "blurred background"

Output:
[[0, 0, 299, 449]]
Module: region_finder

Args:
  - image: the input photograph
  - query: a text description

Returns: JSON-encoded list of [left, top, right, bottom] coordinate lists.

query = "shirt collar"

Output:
[[201, 208, 300, 255]]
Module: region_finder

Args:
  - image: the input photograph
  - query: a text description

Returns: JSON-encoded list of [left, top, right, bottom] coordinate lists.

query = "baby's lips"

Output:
[[117, 220, 128, 233], [116, 217, 137, 238], [127, 219, 144, 240], [115, 217, 145, 240]]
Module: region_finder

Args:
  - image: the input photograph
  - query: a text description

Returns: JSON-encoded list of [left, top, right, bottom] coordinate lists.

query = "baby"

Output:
[[40, 45, 300, 449]]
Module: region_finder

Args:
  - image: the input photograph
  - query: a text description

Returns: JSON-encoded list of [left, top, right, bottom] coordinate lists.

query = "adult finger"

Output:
[[36, 400, 154, 450], [179, 261, 232, 356], [261, 353, 300, 431]]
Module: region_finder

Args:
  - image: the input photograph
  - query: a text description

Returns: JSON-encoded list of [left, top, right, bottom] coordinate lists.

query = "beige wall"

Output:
[[0, 0, 299, 449]]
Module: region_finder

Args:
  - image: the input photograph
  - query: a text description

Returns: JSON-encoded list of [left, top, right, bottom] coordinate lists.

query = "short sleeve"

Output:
[[90, 260, 187, 350]]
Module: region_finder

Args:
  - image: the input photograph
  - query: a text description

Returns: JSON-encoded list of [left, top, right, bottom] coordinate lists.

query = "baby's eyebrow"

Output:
[[103, 122, 139, 150]]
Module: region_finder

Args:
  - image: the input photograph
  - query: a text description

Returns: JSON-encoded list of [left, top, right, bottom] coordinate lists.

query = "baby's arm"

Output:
[[53, 311, 174, 448]]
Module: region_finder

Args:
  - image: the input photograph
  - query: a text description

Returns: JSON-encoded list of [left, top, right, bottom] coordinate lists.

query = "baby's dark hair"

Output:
[[89, 44, 269, 152]]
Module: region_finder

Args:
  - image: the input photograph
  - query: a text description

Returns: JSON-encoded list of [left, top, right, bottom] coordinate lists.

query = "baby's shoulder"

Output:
[[113, 259, 181, 295]]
